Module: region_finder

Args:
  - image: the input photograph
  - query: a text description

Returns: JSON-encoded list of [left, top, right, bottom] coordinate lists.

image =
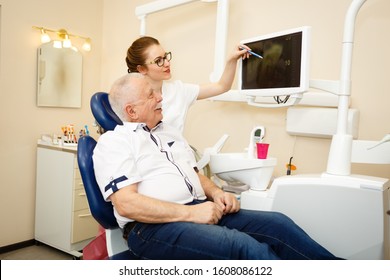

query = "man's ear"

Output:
[[137, 65, 148, 75], [125, 104, 138, 121]]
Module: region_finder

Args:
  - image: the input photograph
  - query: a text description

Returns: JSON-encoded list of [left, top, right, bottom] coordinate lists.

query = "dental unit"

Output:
[[200, 0, 389, 259]]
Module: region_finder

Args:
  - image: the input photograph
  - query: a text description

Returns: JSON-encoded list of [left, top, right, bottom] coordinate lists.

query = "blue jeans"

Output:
[[126, 200, 340, 260]]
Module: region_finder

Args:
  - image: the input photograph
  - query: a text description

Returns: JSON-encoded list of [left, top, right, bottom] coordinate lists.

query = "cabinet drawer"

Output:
[[74, 168, 82, 180], [73, 188, 90, 211], [71, 209, 99, 244], [73, 177, 84, 190]]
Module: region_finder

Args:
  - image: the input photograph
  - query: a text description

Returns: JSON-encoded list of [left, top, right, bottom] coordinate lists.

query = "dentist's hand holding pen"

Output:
[[239, 45, 263, 59]]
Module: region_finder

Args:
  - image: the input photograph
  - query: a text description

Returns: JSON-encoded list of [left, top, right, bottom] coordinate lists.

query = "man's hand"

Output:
[[197, 172, 240, 215], [188, 201, 224, 224], [212, 191, 240, 214]]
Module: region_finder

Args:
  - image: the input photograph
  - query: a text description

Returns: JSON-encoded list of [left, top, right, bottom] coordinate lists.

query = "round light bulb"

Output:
[[82, 38, 92, 52], [40, 32, 51, 43], [63, 38, 72, 48], [53, 40, 62, 48]]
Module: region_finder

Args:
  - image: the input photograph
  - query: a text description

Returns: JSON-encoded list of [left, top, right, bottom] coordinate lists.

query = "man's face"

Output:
[[129, 78, 163, 128]]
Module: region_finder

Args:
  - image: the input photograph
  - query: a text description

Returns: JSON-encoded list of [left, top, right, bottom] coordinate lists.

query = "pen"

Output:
[[240, 47, 263, 59]]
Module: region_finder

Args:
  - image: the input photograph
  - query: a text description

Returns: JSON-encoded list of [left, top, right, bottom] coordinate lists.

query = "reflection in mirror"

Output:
[[37, 43, 82, 108]]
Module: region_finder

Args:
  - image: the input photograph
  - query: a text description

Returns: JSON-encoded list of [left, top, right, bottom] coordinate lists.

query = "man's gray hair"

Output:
[[108, 73, 144, 121]]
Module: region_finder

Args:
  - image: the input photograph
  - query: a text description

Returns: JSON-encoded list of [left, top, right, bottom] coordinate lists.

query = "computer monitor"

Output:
[[238, 26, 311, 99]]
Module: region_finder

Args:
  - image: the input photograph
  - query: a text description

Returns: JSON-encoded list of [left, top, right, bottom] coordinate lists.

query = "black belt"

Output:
[[123, 221, 137, 240]]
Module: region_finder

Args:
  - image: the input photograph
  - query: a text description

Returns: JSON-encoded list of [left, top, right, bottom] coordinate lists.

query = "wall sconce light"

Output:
[[33, 26, 92, 52], [40, 29, 51, 43], [82, 38, 92, 52]]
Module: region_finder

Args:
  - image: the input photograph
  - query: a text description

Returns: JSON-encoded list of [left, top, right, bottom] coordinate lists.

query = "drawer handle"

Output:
[[78, 213, 92, 218], [78, 193, 86, 197], [78, 182, 84, 186]]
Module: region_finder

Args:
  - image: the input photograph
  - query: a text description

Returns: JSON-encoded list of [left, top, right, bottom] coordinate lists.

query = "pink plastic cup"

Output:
[[256, 143, 269, 159]]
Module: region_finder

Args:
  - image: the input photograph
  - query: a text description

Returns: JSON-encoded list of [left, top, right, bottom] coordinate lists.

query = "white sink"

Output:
[[209, 153, 277, 191]]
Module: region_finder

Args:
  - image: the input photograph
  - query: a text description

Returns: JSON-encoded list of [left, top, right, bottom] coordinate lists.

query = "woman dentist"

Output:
[[125, 36, 250, 132]]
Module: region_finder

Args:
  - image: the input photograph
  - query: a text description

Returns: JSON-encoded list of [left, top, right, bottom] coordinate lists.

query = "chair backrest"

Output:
[[90, 92, 123, 133], [77, 92, 123, 229], [77, 136, 118, 229]]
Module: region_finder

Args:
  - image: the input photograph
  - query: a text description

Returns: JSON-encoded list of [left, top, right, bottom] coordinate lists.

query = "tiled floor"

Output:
[[0, 243, 75, 260]]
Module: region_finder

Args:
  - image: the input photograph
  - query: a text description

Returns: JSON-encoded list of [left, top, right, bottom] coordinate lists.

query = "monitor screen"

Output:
[[238, 26, 311, 97]]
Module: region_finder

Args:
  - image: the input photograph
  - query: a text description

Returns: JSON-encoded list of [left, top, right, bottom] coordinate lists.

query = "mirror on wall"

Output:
[[36, 43, 82, 108]]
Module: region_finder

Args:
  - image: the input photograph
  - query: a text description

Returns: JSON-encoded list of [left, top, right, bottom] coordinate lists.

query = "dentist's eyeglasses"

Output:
[[146, 52, 172, 67]]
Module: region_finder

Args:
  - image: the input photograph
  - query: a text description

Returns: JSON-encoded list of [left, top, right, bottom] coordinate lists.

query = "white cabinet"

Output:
[[35, 142, 99, 258]]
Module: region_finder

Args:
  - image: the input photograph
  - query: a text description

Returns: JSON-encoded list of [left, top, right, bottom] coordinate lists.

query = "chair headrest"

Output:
[[90, 92, 123, 132]]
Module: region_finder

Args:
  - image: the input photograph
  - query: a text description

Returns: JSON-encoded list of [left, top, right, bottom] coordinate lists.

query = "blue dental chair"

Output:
[[77, 92, 133, 260]]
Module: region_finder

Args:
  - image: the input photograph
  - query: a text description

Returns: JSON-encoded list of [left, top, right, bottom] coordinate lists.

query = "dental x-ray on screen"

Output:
[[239, 26, 311, 97]]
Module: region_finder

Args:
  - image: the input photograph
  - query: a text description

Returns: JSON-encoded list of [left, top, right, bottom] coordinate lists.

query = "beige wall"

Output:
[[0, 0, 103, 247], [1, 0, 389, 247]]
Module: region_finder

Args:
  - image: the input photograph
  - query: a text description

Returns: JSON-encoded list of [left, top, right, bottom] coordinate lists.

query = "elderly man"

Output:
[[93, 73, 340, 260]]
